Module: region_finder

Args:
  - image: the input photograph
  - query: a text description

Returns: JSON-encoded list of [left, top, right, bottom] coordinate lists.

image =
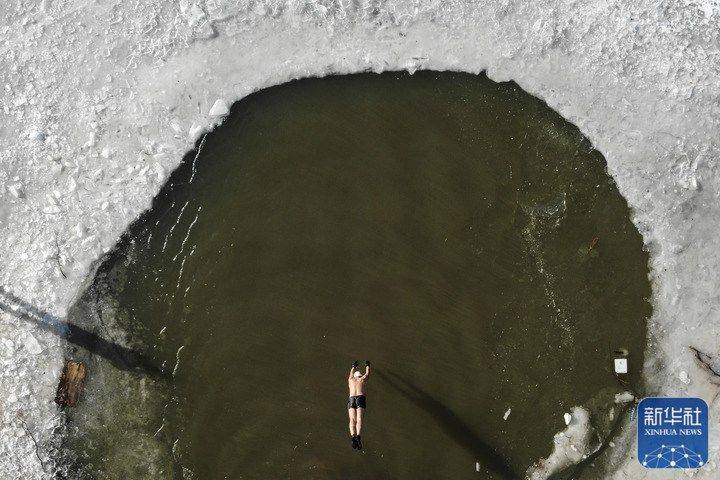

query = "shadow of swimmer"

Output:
[[0, 286, 167, 379], [376, 369, 518, 480]]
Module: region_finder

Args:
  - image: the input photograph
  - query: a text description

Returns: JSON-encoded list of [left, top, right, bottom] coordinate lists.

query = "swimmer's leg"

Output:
[[355, 407, 364, 449], [348, 407, 358, 448]]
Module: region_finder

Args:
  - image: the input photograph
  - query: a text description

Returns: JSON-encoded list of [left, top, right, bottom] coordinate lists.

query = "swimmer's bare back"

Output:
[[348, 364, 370, 396]]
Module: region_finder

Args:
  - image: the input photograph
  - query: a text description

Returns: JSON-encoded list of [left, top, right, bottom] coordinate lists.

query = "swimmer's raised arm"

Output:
[[361, 360, 371, 379], [349, 360, 359, 379]]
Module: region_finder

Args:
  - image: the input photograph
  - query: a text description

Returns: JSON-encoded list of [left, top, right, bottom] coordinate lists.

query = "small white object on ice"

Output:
[[614, 358, 628, 374], [614, 391, 635, 404], [208, 99, 229, 117], [28, 130, 46, 142], [503, 408, 511, 420], [564, 413, 572, 425], [101, 146, 111, 158], [679, 370, 690, 384]]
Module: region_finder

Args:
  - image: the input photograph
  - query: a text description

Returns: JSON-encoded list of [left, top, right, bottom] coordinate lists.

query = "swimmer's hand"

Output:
[[365, 360, 371, 366], [352, 360, 359, 368]]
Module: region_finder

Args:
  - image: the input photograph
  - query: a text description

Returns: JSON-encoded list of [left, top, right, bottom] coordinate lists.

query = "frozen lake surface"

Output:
[[1, 0, 719, 478]]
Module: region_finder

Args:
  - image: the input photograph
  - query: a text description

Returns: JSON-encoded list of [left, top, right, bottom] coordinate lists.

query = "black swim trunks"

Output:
[[347, 395, 367, 409]]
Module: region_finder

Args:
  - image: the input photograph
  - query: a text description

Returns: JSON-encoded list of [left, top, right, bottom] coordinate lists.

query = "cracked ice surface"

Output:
[[1, 0, 720, 477]]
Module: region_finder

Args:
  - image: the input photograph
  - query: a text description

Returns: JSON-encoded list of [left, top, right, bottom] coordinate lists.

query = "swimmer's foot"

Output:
[[356, 435, 363, 450], [351, 435, 359, 449]]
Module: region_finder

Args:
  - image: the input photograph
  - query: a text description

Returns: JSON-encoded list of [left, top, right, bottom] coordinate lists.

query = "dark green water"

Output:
[[65, 71, 651, 480]]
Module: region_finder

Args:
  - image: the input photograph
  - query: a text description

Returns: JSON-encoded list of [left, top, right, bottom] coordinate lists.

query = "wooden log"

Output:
[[55, 360, 86, 407]]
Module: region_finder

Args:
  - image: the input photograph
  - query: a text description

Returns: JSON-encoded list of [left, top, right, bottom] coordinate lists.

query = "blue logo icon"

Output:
[[638, 397, 708, 469]]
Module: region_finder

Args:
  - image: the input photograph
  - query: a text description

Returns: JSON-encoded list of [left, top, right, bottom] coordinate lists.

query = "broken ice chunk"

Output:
[[28, 130, 46, 142], [208, 99, 229, 117], [83, 132, 96, 148], [563, 412, 572, 425], [24, 334, 43, 355], [188, 123, 206, 140], [7, 183, 24, 198], [154, 163, 166, 182], [80, 234, 97, 247], [43, 205, 61, 214], [614, 391, 635, 404], [183, 3, 206, 24], [503, 408, 511, 420]]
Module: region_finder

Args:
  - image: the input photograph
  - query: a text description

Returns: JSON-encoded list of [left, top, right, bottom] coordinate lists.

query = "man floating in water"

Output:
[[348, 360, 370, 450]]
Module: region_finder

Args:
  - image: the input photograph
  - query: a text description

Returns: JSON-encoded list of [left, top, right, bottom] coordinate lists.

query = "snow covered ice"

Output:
[[2, 0, 720, 478]]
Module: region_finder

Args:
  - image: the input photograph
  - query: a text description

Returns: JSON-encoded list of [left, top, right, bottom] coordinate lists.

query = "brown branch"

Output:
[[53, 233, 67, 279], [18, 415, 47, 474], [689, 346, 720, 378]]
